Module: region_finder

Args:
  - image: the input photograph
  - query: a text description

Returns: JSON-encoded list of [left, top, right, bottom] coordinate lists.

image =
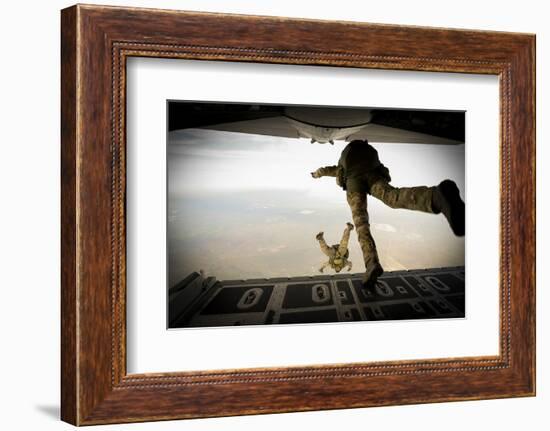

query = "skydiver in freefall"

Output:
[[316, 222, 354, 274]]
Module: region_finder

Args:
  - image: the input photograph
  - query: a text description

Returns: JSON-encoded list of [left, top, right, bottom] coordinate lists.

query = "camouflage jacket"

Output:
[[315, 141, 391, 193], [328, 245, 349, 268]]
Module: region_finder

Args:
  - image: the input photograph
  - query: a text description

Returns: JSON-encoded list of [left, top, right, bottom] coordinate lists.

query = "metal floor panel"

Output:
[[169, 266, 465, 328]]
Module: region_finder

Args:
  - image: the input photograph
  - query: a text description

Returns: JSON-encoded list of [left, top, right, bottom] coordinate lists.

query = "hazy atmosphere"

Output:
[[168, 129, 465, 287]]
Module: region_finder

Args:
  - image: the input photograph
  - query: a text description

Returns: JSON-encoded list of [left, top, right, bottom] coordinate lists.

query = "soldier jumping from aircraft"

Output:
[[316, 222, 354, 274], [311, 139, 465, 289]]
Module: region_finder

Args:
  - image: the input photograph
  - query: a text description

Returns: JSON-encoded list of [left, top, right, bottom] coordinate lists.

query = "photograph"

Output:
[[167, 102, 466, 328]]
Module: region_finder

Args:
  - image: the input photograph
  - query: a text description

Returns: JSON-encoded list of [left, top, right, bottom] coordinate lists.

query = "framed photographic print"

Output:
[[61, 4, 536, 425]]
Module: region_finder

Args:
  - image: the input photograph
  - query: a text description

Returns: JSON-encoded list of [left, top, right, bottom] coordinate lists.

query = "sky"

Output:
[[167, 128, 465, 287]]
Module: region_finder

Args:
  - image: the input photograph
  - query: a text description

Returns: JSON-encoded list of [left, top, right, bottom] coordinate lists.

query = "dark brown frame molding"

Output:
[[61, 4, 536, 425]]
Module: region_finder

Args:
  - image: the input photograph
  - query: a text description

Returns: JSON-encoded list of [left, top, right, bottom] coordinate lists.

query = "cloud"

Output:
[[373, 223, 397, 233], [406, 232, 423, 240], [257, 245, 288, 254], [299, 209, 315, 215]]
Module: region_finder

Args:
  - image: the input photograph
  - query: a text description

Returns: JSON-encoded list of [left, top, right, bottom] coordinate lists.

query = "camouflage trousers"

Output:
[[346, 179, 436, 275]]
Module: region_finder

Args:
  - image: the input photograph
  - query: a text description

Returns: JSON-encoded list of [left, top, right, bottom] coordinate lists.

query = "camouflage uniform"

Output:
[[317, 223, 354, 273], [313, 140, 438, 285]]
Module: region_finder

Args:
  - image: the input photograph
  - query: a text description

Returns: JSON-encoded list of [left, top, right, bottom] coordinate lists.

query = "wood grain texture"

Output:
[[60, 6, 78, 425], [60, 4, 536, 425]]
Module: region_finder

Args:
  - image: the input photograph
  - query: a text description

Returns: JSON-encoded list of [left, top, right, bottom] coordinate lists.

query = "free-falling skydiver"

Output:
[[316, 222, 354, 274]]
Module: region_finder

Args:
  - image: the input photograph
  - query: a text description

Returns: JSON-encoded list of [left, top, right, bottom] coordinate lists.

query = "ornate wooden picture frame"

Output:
[[61, 4, 535, 425]]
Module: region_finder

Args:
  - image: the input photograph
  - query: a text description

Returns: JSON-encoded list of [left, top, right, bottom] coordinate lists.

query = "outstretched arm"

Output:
[[311, 165, 339, 178]]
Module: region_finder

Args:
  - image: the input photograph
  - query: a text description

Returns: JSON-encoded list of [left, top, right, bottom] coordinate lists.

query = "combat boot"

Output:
[[362, 261, 384, 290], [432, 180, 465, 236]]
